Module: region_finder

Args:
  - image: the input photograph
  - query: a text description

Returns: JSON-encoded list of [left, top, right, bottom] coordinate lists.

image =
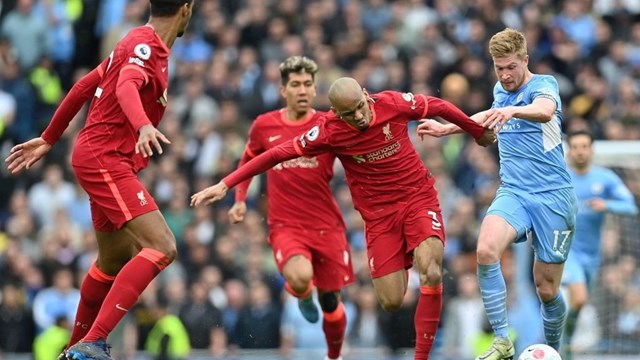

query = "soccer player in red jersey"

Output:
[[5, 1, 194, 359], [191, 77, 496, 359], [228, 56, 353, 360]]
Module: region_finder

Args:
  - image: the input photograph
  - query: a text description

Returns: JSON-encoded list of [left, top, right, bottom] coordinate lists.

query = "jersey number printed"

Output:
[[552, 229, 571, 253]]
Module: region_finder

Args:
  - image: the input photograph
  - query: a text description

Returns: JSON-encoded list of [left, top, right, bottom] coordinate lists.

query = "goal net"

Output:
[[570, 140, 640, 356]]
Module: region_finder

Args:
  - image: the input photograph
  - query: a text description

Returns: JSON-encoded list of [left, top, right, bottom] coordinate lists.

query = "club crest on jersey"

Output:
[[383, 123, 393, 141], [402, 92, 416, 110], [134, 43, 151, 60], [157, 88, 168, 107]]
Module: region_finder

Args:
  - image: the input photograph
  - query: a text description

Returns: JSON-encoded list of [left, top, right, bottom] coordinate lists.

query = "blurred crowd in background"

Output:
[[1, 0, 640, 359]]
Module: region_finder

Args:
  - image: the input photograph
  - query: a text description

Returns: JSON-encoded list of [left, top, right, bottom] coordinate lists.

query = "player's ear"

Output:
[[279, 84, 286, 98]]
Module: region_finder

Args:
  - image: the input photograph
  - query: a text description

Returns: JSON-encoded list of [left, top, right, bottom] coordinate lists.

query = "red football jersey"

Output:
[[72, 25, 169, 172], [244, 109, 345, 230], [293, 91, 434, 221]]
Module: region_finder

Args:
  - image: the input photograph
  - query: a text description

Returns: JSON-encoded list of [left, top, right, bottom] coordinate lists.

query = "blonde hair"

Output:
[[279, 56, 318, 85], [489, 28, 527, 59]]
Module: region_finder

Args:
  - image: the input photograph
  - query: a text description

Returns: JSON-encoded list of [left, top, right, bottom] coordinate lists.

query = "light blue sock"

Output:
[[478, 262, 509, 338], [541, 293, 567, 350]]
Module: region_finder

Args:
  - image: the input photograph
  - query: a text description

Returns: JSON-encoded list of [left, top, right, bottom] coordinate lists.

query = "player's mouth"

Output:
[[297, 99, 309, 106]]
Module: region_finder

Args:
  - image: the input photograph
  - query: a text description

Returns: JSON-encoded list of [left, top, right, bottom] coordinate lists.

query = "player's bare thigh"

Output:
[[533, 260, 564, 302], [477, 214, 518, 264]]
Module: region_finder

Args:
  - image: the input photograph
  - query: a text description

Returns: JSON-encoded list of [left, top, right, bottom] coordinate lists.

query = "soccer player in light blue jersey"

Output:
[[561, 130, 637, 360], [418, 28, 578, 360]]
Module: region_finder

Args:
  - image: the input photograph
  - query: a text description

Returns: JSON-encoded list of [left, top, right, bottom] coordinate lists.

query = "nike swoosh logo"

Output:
[[115, 303, 129, 312], [268, 135, 282, 142], [162, 67, 166, 72]]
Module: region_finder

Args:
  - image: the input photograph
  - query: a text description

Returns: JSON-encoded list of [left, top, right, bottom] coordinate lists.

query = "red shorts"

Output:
[[364, 186, 445, 279], [269, 226, 355, 291], [73, 163, 158, 232]]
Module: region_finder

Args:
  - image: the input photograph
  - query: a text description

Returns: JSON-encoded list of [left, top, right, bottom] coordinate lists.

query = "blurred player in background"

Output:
[[228, 56, 353, 360], [191, 76, 496, 359], [5, 0, 194, 359], [418, 28, 578, 360], [561, 130, 637, 360]]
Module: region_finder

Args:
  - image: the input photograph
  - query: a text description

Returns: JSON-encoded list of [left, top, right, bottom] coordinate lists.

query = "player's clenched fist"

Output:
[[475, 128, 497, 147], [228, 201, 247, 224], [191, 181, 229, 207]]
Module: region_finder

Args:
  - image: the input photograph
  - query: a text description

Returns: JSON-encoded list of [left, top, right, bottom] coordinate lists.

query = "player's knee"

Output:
[[423, 263, 442, 286], [319, 292, 340, 313], [476, 241, 500, 264], [536, 284, 559, 302]]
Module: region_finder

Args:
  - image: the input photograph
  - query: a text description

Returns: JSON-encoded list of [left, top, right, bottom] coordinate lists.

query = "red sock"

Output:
[[414, 284, 443, 360], [323, 302, 346, 360], [67, 263, 115, 347], [84, 248, 170, 342], [285, 281, 313, 298]]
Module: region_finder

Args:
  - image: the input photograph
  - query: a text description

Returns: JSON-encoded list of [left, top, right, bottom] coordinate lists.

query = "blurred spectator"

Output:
[[145, 292, 190, 360], [0, 283, 36, 353], [0, 0, 47, 71], [32, 315, 69, 360], [235, 279, 281, 349], [31, 267, 80, 332], [179, 280, 225, 355]]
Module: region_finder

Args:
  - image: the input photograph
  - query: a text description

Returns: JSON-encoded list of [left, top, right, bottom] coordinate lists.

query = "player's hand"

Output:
[[228, 201, 247, 224], [190, 181, 229, 207], [475, 128, 497, 147], [136, 124, 171, 158], [588, 198, 607, 212], [482, 107, 514, 132], [416, 119, 452, 140], [4, 137, 52, 174]]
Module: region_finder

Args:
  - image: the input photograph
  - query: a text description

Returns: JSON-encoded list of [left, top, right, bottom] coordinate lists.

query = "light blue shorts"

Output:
[[487, 186, 577, 263]]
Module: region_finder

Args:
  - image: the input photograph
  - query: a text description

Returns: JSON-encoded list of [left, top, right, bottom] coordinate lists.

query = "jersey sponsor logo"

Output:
[[272, 156, 319, 170], [134, 43, 151, 60], [128, 57, 145, 67], [500, 121, 520, 131], [353, 141, 401, 163], [402, 92, 416, 110], [268, 135, 282, 142], [305, 125, 320, 141], [137, 191, 148, 206], [383, 123, 393, 141]]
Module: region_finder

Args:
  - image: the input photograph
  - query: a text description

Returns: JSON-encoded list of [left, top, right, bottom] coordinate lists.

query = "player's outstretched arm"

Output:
[[40, 66, 104, 146], [417, 111, 490, 139], [482, 97, 556, 131], [190, 141, 300, 207]]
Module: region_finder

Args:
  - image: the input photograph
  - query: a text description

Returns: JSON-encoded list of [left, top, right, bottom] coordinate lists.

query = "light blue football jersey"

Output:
[[493, 75, 572, 192], [569, 165, 637, 260]]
